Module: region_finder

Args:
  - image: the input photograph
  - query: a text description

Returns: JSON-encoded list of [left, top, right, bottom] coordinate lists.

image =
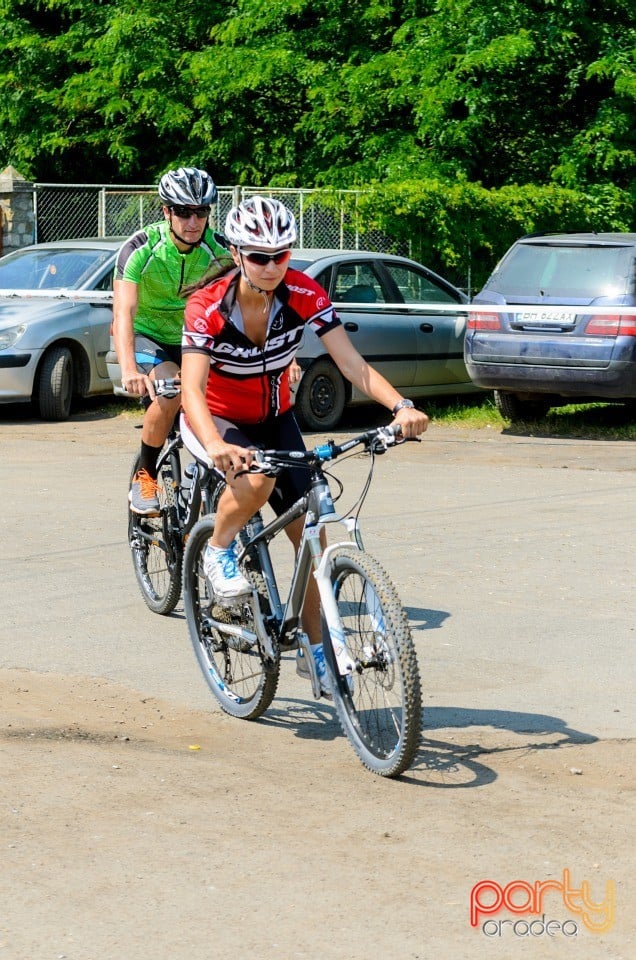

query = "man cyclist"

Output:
[[113, 166, 231, 515], [179, 196, 428, 695]]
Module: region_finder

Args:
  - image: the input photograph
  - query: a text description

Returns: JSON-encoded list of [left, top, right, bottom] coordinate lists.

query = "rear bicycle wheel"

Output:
[[183, 517, 280, 720], [128, 450, 183, 615], [326, 547, 422, 777]]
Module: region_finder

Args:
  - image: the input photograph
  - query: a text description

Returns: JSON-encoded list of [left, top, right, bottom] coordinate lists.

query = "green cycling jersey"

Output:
[[115, 220, 230, 345]]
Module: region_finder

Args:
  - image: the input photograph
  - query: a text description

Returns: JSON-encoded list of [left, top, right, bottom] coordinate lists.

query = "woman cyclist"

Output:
[[179, 196, 428, 694]]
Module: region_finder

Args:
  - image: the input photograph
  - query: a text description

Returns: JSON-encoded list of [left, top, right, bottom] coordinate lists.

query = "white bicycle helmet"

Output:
[[158, 167, 218, 207], [225, 196, 297, 249]]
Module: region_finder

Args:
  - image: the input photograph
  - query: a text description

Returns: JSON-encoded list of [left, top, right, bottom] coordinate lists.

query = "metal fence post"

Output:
[[33, 188, 39, 244], [298, 189, 304, 248], [98, 188, 105, 237]]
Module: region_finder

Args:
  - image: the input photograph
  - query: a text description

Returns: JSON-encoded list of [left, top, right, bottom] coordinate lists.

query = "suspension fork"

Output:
[[281, 507, 362, 679], [312, 537, 358, 680]]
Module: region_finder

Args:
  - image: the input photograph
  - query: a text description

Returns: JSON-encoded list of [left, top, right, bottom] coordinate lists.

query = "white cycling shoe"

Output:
[[203, 542, 251, 598]]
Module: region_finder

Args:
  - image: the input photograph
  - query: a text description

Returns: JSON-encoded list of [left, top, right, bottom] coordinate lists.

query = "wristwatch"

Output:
[[391, 398, 415, 416]]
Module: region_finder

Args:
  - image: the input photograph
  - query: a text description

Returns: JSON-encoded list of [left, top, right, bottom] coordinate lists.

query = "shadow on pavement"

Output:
[[404, 706, 599, 789], [404, 605, 450, 631]]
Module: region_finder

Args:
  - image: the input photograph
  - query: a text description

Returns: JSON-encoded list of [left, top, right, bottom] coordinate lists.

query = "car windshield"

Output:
[[488, 243, 632, 298], [0, 248, 113, 290]]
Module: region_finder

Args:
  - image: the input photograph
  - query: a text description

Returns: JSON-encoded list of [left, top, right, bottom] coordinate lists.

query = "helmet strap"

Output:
[[238, 252, 274, 313]]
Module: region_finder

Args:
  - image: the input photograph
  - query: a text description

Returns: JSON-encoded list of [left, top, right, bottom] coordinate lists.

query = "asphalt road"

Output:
[[1, 405, 634, 742]]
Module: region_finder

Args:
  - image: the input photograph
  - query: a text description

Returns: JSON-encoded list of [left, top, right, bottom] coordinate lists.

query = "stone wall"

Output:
[[0, 166, 35, 255]]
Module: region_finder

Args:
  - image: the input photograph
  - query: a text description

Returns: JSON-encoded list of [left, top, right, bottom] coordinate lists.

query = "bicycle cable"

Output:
[[322, 444, 377, 528]]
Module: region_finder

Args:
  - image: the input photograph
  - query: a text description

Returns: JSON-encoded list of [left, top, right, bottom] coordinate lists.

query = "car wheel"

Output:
[[37, 345, 74, 421], [294, 358, 347, 431], [495, 390, 550, 422]]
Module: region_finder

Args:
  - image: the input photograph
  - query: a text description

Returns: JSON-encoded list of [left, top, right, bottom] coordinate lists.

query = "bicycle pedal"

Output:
[[279, 634, 300, 650]]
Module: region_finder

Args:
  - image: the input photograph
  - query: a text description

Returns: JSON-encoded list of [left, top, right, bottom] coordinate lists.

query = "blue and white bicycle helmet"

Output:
[[158, 167, 218, 207], [225, 196, 297, 249]]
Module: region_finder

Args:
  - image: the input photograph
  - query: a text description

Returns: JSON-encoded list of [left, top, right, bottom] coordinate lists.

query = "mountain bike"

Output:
[[127, 379, 221, 614], [182, 424, 422, 777]]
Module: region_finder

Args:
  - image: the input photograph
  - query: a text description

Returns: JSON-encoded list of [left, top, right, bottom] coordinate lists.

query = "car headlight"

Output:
[[0, 324, 27, 350]]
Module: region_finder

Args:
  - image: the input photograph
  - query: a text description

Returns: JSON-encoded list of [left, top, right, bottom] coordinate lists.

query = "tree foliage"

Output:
[[0, 0, 633, 278]]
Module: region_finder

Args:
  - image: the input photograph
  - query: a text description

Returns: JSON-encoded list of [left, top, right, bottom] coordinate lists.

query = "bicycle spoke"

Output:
[[128, 450, 183, 615], [327, 548, 422, 777], [183, 517, 279, 719]]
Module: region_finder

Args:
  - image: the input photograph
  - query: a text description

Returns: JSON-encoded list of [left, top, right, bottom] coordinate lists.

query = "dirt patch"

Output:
[[2, 668, 633, 960]]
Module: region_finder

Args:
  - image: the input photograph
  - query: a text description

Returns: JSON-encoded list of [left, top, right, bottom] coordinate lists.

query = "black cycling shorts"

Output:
[[213, 409, 310, 516], [134, 334, 181, 374]]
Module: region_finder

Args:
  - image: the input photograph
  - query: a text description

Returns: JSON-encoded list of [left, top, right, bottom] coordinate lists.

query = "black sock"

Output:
[[139, 442, 163, 480]]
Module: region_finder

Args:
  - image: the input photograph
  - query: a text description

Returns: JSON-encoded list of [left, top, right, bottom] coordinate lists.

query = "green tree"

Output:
[[390, 0, 636, 191], [187, 0, 411, 185], [1, 0, 633, 192], [0, 0, 632, 267], [0, 0, 226, 180]]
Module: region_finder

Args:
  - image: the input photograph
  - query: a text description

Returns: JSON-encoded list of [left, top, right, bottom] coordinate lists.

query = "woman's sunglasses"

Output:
[[240, 249, 292, 266], [171, 205, 212, 219]]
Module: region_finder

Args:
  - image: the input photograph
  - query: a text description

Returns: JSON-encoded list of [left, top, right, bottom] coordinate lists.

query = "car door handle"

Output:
[[419, 322, 434, 333], [344, 322, 359, 332]]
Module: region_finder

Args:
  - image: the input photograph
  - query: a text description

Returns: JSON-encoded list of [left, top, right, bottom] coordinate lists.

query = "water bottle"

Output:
[[311, 476, 337, 518], [180, 462, 197, 506]]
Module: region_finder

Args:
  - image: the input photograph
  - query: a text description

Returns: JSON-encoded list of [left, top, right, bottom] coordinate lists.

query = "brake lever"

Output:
[[235, 461, 282, 479], [370, 426, 402, 453], [371, 426, 421, 453]]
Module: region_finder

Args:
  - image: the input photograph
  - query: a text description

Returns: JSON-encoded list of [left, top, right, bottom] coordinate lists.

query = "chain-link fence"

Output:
[[33, 184, 406, 255]]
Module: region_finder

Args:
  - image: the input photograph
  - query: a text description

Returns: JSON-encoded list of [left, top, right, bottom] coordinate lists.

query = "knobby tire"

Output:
[[183, 516, 280, 720], [128, 451, 183, 615], [326, 547, 422, 777]]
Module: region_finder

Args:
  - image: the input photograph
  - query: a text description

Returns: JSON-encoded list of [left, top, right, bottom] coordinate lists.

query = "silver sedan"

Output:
[[0, 238, 121, 420], [289, 249, 479, 429]]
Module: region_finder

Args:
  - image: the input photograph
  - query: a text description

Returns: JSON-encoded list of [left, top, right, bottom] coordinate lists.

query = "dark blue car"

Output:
[[464, 232, 636, 421]]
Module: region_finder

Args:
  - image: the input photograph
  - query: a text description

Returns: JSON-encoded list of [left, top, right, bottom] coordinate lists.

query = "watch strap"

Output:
[[391, 398, 415, 416]]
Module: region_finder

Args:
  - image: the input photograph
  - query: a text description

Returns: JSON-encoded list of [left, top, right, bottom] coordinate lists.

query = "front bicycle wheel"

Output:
[[183, 517, 280, 720], [128, 451, 183, 615], [326, 547, 422, 777]]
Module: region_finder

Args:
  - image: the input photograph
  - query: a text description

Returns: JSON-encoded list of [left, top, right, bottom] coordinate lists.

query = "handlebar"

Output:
[[246, 424, 408, 477]]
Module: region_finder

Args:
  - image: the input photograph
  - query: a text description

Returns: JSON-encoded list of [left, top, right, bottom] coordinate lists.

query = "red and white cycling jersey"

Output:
[[182, 267, 341, 424]]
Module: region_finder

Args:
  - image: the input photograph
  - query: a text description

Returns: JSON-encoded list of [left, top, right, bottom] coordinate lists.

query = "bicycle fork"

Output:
[[290, 524, 357, 698], [314, 544, 357, 676]]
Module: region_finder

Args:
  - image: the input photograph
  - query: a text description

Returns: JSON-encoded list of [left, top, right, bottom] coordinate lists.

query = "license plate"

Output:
[[515, 310, 576, 325]]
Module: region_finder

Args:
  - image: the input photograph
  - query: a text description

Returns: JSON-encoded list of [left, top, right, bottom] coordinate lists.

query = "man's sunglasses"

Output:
[[240, 249, 292, 266], [171, 204, 212, 219]]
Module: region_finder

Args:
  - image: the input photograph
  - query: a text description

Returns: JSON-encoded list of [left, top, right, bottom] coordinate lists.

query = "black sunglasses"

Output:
[[171, 204, 211, 219], [240, 249, 292, 266]]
